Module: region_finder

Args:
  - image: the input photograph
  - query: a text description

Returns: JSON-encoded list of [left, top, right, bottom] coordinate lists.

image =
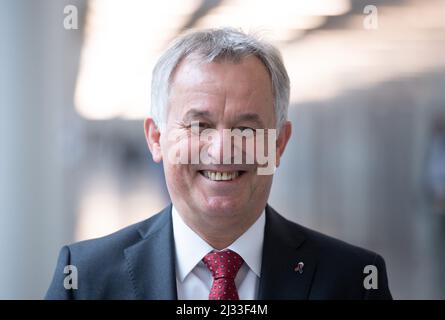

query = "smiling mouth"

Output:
[[199, 170, 246, 181]]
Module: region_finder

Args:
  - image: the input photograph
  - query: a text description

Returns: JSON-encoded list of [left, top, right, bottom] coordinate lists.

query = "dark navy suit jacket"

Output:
[[45, 204, 392, 299]]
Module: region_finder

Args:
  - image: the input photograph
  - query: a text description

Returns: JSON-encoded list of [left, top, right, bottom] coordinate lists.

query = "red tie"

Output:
[[202, 250, 244, 300]]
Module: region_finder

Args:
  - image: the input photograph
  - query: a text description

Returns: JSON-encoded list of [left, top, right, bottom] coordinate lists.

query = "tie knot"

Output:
[[202, 250, 244, 280]]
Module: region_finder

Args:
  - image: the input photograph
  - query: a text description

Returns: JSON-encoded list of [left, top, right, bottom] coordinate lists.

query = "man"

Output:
[[46, 28, 392, 300]]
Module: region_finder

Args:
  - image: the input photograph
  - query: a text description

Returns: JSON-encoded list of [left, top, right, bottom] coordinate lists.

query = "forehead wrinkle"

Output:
[[170, 82, 225, 122], [225, 86, 269, 120]]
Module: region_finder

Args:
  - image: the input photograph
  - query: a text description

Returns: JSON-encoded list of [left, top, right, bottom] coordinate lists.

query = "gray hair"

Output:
[[151, 27, 290, 131]]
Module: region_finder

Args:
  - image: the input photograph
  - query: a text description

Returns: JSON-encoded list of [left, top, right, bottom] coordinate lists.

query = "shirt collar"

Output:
[[172, 205, 265, 282], [227, 211, 265, 277]]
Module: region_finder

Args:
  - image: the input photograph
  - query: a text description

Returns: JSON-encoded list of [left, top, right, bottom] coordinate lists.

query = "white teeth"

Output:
[[201, 171, 240, 181]]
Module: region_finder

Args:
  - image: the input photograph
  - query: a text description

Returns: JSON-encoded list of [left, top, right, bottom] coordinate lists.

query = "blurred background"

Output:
[[1, 0, 444, 299]]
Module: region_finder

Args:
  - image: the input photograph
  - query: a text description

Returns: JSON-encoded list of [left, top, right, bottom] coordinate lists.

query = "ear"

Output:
[[144, 118, 163, 163], [275, 121, 292, 168]]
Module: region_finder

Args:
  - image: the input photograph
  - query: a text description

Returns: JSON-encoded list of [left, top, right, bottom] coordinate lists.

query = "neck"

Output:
[[197, 225, 247, 250], [175, 205, 264, 250]]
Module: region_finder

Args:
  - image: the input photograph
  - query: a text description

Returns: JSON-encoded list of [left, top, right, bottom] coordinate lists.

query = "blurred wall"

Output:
[[0, 0, 84, 299], [271, 70, 445, 299]]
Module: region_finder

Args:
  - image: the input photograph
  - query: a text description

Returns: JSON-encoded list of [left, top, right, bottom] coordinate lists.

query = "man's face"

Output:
[[146, 55, 291, 224]]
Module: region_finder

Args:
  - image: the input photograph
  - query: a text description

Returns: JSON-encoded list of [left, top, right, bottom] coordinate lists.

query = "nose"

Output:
[[206, 129, 232, 164]]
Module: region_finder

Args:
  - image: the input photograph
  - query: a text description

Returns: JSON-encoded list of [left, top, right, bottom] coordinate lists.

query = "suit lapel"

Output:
[[257, 205, 318, 299], [124, 205, 178, 300], [122, 204, 318, 300]]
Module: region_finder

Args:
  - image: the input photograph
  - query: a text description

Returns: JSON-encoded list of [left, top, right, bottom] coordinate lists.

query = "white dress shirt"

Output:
[[172, 206, 265, 300]]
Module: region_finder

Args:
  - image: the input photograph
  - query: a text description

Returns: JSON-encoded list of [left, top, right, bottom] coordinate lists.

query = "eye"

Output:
[[179, 121, 210, 130], [231, 127, 256, 137], [232, 126, 255, 133], [187, 121, 212, 134], [236, 126, 254, 131], [198, 122, 211, 129], [195, 122, 211, 132]]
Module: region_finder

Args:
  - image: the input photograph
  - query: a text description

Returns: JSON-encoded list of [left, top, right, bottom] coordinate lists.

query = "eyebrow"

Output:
[[236, 113, 265, 128], [182, 109, 265, 127], [183, 109, 210, 121]]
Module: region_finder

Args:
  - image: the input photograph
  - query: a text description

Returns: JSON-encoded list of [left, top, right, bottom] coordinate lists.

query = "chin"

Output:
[[201, 197, 244, 217]]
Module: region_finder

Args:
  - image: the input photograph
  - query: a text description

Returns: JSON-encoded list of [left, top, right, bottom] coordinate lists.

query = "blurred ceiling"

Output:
[[74, 0, 445, 120]]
